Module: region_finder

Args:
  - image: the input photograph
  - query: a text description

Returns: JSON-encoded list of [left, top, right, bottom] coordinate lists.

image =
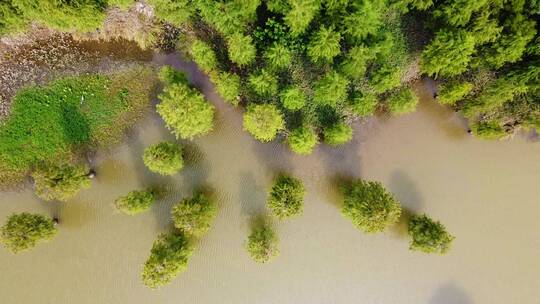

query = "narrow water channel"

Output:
[[0, 52, 539, 304]]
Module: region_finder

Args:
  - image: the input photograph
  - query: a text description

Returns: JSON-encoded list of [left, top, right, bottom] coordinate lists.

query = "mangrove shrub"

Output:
[[1, 213, 57, 253], [341, 179, 402, 233], [268, 175, 305, 219], [243, 104, 285, 142], [408, 214, 455, 254], [387, 87, 419, 115], [143, 142, 183, 176], [246, 223, 279, 263], [171, 193, 217, 237], [32, 162, 91, 202], [288, 126, 319, 155], [115, 189, 156, 215]]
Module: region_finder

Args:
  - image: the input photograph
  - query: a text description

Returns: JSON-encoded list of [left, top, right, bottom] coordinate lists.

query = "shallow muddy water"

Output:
[[0, 53, 539, 304]]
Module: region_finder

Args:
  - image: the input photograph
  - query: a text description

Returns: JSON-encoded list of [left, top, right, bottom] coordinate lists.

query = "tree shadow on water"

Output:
[[430, 283, 473, 304], [238, 171, 268, 220], [388, 170, 423, 212]]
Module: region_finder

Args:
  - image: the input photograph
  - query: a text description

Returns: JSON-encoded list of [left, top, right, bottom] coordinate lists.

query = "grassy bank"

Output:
[[0, 67, 158, 187]]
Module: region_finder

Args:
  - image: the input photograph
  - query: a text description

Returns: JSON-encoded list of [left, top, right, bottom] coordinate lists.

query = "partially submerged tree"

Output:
[[246, 223, 279, 263], [268, 175, 305, 219], [142, 231, 193, 289], [243, 104, 285, 142], [288, 126, 318, 155], [211, 72, 241, 106], [437, 80, 473, 105], [341, 179, 402, 233], [171, 193, 217, 237], [32, 162, 91, 202], [157, 67, 215, 139], [408, 214, 455, 254], [143, 142, 183, 176], [1, 213, 57, 253], [387, 87, 419, 115], [323, 122, 353, 146], [115, 189, 156, 215], [190, 39, 218, 73]]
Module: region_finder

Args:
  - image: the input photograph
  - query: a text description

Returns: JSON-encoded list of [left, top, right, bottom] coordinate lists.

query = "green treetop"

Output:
[[387, 87, 419, 115], [408, 214, 455, 254], [211, 72, 241, 106], [288, 126, 319, 155], [243, 104, 285, 142], [32, 162, 91, 202], [307, 25, 342, 63], [190, 39, 218, 73], [171, 193, 217, 237], [246, 223, 280, 263], [142, 231, 193, 289], [1, 213, 57, 253], [248, 69, 279, 96], [268, 175, 305, 219], [143, 142, 183, 176], [227, 32, 257, 67], [323, 122, 353, 146], [341, 179, 402, 233], [280, 86, 307, 111], [313, 71, 350, 107], [115, 189, 156, 215]]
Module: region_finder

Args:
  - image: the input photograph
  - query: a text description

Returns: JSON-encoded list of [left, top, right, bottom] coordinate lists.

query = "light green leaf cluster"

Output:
[[211, 72, 241, 106], [32, 162, 91, 202], [280, 87, 307, 111], [190, 40, 218, 73], [268, 175, 305, 219], [350, 93, 378, 117], [227, 32, 257, 67], [143, 142, 183, 176], [341, 179, 402, 233], [115, 189, 156, 215], [171, 193, 217, 237], [313, 71, 349, 106], [147, 0, 192, 25], [470, 120, 507, 140], [307, 26, 342, 63], [243, 104, 285, 142], [421, 30, 476, 78], [387, 88, 419, 115], [1, 213, 57, 253], [437, 80, 473, 105], [248, 69, 279, 96], [264, 43, 293, 69], [288, 126, 319, 155], [408, 214, 455, 254], [246, 223, 279, 263], [323, 122, 353, 146]]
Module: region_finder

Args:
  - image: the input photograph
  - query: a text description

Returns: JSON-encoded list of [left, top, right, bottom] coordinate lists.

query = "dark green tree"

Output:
[[171, 193, 217, 237], [143, 142, 183, 176], [32, 162, 91, 202], [268, 175, 305, 219], [1, 213, 57, 253], [408, 214, 455, 254]]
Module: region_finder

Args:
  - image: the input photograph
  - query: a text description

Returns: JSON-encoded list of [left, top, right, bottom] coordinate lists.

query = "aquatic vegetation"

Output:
[[142, 231, 193, 289], [190, 40, 218, 73], [32, 162, 91, 202], [0, 213, 57, 253], [143, 142, 183, 176], [268, 175, 305, 219], [323, 122, 353, 146], [437, 80, 473, 106], [157, 67, 215, 140], [0, 68, 157, 186], [115, 189, 156, 215], [387, 88, 419, 115], [408, 214, 455, 254], [246, 223, 279, 263], [210, 72, 241, 106], [341, 179, 402, 233], [288, 126, 319, 155], [171, 193, 217, 237]]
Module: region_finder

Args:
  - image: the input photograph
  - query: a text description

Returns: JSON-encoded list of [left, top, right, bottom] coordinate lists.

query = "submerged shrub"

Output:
[[246, 223, 279, 263], [211, 72, 241, 106], [307, 25, 342, 63], [280, 86, 307, 111], [243, 104, 285, 142], [143, 142, 183, 175], [341, 179, 402, 233], [471, 120, 507, 140], [387, 88, 419, 115], [323, 122, 353, 146], [437, 80, 473, 105], [248, 69, 279, 96], [157, 82, 215, 139], [288, 126, 319, 155], [32, 162, 91, 202], [408, 214, 455, 254], [227, 32, 257, 67], [268, 175, 305, 219], [171, 193, 217, 237], [313, 71, 350, 106], [1, 213, 57, 253], [190, 39, 218, 73], [115, 189, 156, 215], [142, 232, 193, 289]]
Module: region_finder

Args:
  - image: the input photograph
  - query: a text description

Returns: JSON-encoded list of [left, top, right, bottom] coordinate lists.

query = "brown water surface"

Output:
[[0, 53, 539, 304]]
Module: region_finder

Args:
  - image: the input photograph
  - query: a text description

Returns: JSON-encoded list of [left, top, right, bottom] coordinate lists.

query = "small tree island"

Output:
[[32, 162, 91, 202], [408, 214, 455, 255], [1, 213, 58, 253], [341, 179, 402, 233], [171, 193, 217, 237], [246, 222, 279, 263], [143, 141, 184, 176], [268, 174, 305, 219], [114, 189, 156, 215]]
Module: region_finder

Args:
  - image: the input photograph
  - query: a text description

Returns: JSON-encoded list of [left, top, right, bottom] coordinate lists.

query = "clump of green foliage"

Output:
[[408, 214, 455, 254], [288, 126, 318, 155], [350, 93, 378, 117], [211, 72, 241, 106], [387, 87, 419, 115], [32, 162, 91, 202], [115, 189, 156, 215], [0, 68, 156, 187], [168, 1, 413, 148], [143, 142, 183, 176], [1, 213, 57, 253], [243, 104, 285, 142], [280, 87, 307, 111], [341, 179, 402, 233], [470, 120, 506, 140], [190, 39, 218, 73], [323, 122, 353, 146], [157, 66, 215, 140], [142, 231, 193, 289], [268, 175, 305, 219], [147, 0, 192, 26], [246, 223, 279, 263], [171, 193, 217, 237], [437, 80, 473, 105]]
